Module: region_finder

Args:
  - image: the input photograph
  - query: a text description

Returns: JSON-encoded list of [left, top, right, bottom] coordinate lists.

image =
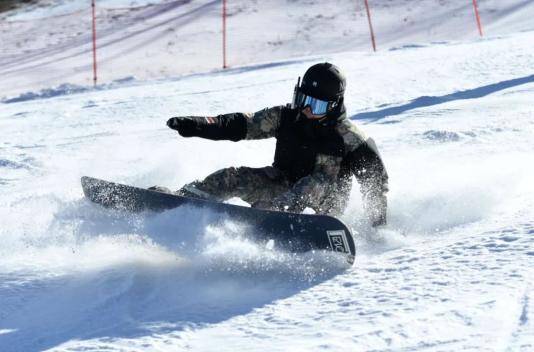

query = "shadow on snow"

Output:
[[351, 74, 534, 123]]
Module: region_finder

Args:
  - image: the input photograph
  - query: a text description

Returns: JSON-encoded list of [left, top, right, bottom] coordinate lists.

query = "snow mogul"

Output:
[[163, 63, 388, 227]]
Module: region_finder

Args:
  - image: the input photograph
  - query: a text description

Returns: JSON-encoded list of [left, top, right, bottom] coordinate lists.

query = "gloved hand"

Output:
[[167, 116, 198, 137], [369, 198, 387, 227], [371, 214, 387, 227]]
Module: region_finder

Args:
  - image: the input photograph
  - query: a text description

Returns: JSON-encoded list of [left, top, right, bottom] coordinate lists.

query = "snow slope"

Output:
[[1, 1, 534, 351], [2, 0, 534, 98]]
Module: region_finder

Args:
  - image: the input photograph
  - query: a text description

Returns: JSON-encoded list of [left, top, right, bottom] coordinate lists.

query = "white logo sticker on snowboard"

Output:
[[327, 230, 350, 254]]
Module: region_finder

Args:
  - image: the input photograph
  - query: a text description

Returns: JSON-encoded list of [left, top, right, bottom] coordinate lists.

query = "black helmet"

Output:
[[300, 62, 346, 102]]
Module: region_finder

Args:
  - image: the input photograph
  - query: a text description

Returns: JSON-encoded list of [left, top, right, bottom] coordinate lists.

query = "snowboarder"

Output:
[[164, 63, 388, 227]]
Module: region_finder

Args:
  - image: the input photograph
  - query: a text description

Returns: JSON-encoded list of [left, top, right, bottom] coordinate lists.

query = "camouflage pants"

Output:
[[181, 166, 291, 204], [179, 166, 352, 215]]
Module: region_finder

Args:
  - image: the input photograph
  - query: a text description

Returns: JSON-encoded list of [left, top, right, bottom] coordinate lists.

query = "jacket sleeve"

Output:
[[172, 113, 248, 141], [272, 154, 342, 213], [244, 106, 284, 140], [351, 138, 389, 226], [173, 106, 283, 141]]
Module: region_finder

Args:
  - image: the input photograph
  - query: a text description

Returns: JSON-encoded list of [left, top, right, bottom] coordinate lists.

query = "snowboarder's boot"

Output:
[[147, 185, 172, 193], [176, 182, 220, 202]]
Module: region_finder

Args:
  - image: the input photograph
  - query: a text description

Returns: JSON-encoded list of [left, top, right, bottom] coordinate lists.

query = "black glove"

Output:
[[371, 212, 387, 227], [167, 113, 247, 141], [368, 194, 387, 227], [167, 116, 199, 137]]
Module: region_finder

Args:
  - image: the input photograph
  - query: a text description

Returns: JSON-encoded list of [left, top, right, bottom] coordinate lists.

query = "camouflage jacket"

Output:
[[176, 105, 388, 223]]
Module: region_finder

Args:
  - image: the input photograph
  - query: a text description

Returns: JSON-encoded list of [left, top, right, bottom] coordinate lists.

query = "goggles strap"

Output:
[[291, 76, 301, 109]]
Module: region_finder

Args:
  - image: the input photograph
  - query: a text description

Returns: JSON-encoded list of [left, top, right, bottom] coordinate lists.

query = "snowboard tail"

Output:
[[81, 176, 355, 264]]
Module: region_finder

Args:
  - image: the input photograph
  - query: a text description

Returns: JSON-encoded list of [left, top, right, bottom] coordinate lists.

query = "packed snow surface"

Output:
[[1, 1, 534, 351], [2, 0, 534, 97]]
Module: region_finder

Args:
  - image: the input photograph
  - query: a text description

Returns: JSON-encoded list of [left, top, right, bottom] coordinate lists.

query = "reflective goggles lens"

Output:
[[298, 94, 330, 115]]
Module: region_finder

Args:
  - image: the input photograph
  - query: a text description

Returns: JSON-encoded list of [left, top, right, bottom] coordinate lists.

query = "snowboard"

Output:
[[81, 176, 355, 264]]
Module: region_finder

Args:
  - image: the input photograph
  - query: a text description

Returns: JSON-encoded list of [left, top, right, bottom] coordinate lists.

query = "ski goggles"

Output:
[[295, 93, 331, 115], [292, 77, 337, 116]]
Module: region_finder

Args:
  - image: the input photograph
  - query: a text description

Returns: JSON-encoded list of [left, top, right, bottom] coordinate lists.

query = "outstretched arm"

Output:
[[167, 113, 247, 141], [167, 106, 285, 141], [244, 106, 284, 140]]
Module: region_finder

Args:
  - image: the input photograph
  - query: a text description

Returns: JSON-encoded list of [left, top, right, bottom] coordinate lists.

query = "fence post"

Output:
[[472, 0, 483, 36], [222, 0, 228, 68], [91, 0, 98, 86], [363, 0, 376, 52]]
